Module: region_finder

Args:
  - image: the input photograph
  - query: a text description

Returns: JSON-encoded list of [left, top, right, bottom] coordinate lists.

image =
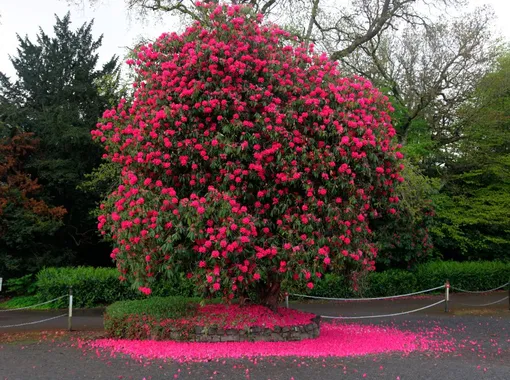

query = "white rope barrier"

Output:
[[450, 282, 510, 294], [0, 295, 67, 312], [0, 313, 68, 328], [456, 296, 509, 307], [320, 299, 446, 320], [289, 285, 445, 301]]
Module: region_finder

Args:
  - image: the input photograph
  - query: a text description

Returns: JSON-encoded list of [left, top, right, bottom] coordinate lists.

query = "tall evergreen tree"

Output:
[[0, 13, 121, 270]]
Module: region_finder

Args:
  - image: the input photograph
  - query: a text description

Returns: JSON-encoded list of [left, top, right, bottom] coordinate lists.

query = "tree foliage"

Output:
[[0, 13, 121, 268], [374, 160, 437, 269], [0, 124, 66, 276], [70, 0, 506, 265], [95, 4, 404, 307], [431, 53, 510, 261]]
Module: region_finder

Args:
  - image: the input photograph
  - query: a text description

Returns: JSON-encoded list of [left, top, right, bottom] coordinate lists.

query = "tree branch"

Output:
[[330, 0, 393, 61], [304, 0, 320, 48]]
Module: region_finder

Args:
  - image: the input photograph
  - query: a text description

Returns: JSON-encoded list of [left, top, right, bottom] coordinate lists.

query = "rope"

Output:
[[320, 299, 445, 320], [289, 285, 445, 301], [450, 282, 509, 294], [0, 295, 67, 312], [0, 313, 68, 328], [456, 296, 509, 307]]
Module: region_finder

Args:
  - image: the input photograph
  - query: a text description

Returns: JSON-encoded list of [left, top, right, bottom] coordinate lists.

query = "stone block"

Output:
[[270, 333, 284, 341], [221, 335, 240, 342]]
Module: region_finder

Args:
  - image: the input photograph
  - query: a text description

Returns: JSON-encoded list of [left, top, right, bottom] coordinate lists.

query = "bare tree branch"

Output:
[[304, 0, 320, 47], [342, 6, 499, 155]]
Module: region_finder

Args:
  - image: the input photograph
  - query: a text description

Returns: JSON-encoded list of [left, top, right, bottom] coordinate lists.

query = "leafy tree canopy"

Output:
[[0, 124, 67, 276], [431, 53, 510, 261]]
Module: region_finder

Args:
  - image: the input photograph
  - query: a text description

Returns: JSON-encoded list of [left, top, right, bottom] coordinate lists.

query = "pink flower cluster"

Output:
[[93, 3, 404, 299]]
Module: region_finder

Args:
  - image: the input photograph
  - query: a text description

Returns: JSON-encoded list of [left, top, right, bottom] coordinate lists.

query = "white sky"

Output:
[[0, 0, 509, 79]]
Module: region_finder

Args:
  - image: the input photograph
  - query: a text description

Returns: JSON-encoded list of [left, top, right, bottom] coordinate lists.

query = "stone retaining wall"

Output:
[[164, 315, 321, 342]]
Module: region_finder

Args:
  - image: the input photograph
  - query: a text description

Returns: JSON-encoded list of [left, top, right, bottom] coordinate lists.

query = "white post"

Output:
[[285, 292, 289, 308], [444, 280, 450, 313], [0, 278, 3, 292], [68, 286, 73, 331]]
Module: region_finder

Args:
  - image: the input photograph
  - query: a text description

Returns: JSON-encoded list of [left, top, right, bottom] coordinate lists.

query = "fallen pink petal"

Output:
[[89, 322, 456, 362]]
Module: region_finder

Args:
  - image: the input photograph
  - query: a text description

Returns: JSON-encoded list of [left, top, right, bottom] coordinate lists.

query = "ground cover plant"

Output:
[[94, 2, 404, 309]]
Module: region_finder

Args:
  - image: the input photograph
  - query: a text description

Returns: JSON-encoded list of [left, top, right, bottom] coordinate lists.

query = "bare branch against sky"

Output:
[[0, 0, 509, 78]]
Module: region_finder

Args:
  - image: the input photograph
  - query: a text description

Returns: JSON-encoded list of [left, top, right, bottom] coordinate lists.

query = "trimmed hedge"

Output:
[[35, 267, 199, 308], [306, 261, 510, 298], [36, 267, 140, 308], [415, 261, 510, 292], [24, 260, 510, 308], [4, 274, 36, 296]]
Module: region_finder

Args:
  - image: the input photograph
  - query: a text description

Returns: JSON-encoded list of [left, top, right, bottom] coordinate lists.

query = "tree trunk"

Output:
[[259, 279, 281, 311]]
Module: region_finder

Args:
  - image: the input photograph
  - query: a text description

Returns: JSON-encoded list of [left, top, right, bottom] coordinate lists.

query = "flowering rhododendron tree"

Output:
[[93, 2, 404, 309]]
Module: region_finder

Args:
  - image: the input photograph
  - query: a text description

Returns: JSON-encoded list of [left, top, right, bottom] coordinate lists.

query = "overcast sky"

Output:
[[1, 0, 509, 79]]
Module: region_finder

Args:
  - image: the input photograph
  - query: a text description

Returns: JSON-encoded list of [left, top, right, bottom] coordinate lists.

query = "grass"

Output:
[[0, 330, 104, 345], [0, 295, 60, 310]]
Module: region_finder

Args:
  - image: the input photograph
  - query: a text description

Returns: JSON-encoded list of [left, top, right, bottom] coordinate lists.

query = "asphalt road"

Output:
[[0, 292, 508, 379], [0, 314, 509, 380]]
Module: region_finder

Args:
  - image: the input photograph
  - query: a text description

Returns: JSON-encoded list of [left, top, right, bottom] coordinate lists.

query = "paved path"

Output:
[[0, 293, 508, 379], [0, 292, 508, 332], [0, 313, 509, 379]]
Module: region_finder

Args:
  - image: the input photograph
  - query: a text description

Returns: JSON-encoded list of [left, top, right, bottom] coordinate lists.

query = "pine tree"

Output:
[[0, 13, 121, 269]]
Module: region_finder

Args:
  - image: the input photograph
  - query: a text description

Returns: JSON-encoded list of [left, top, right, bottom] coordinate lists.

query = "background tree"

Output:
[[71, 0, 467, 51], [341, 7, 499, 152], [0, 13, 121, 269], [0, 124, 66, 277], [374, 160, 437, 269], [336, 5, 503, 263], [431, 53, 510, 260]]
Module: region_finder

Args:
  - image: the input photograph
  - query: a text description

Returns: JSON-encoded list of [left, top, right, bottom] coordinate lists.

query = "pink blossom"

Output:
[[138, 287, 151, 295]]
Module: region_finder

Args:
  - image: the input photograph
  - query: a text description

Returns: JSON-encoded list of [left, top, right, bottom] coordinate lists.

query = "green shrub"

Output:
[[104, 296, 201, 339], [0, 295, 44, 310], [150, 273, 200, 298], [36, 267, 140, 308], [34, 261, 510, 308], [416, 261, 510, 291], [35, 267, 202, 308], [364, 270, 419, 297], [310, 274, 354, 298], [4, 274, 37, 296], [294, 261, 510, 299]]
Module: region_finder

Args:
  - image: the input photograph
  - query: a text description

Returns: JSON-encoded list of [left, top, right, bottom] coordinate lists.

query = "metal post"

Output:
[[68, 286, 73, 331], [444, 280, 450, 313], [285, 293, 289, 308]]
